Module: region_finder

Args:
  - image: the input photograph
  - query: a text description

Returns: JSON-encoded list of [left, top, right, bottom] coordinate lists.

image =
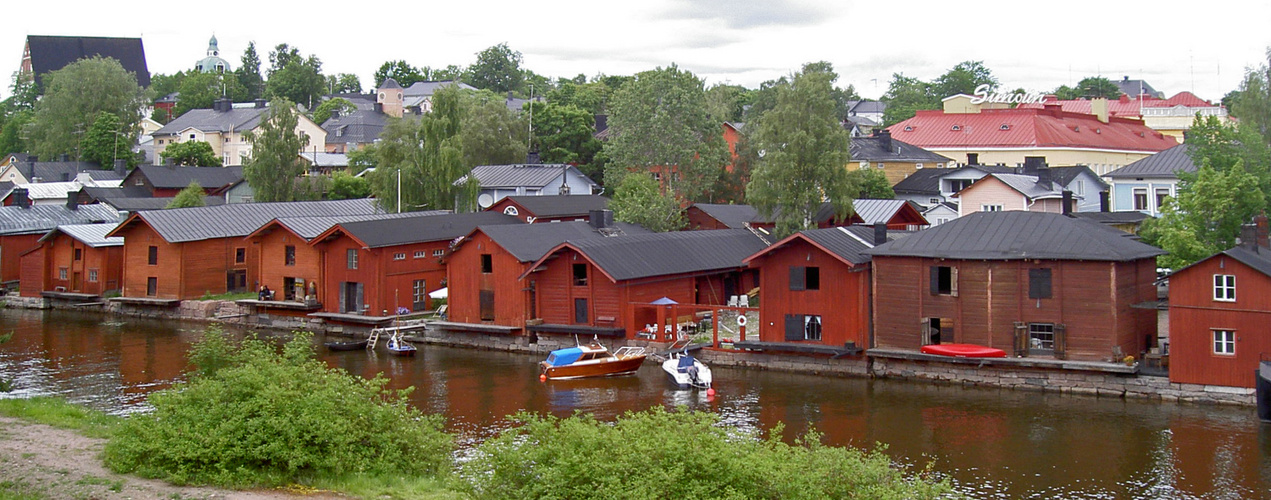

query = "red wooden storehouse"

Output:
[[742, 225, 892, 353], [446, 216, 649, 329], [18, 224, 123, 296], [864, 211, 1163, 362], [0, 195, 121, 285], [485, 195, 610, 223], [1168, 238, 1271, 388], [311, 212, 520, 315], [519, 229, 767, 338]]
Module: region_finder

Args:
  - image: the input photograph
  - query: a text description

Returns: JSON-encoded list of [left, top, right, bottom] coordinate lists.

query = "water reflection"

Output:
[[1, 309, 1268, 499]]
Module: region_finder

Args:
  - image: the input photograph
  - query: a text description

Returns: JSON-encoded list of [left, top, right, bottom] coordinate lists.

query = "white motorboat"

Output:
[[662, 352, 712, 390]]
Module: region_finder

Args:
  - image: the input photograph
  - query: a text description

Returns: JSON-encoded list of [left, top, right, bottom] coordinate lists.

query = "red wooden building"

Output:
[[485, 195, 609, 223], [106, 199, 383, 300], [18, 224, 123, 296], [864, 211, 1163, 362], [0, 199, 122, 285], [519, 229, 766, 338], [446, 218, 649, 329], [1168, 241, 1271, 388], [742, 226, 890, 351], [311, 212, 520, 315], [688, 199, 928, 234]]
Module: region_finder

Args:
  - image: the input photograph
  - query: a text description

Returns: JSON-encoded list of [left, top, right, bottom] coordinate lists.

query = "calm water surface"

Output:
[[1, 308, 1268, 499]]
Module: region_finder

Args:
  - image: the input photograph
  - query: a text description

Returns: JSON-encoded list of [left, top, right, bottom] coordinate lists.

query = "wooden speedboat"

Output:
[[324, 339, 369, 351], [662, 352, 712, 389], [920, 343, 1007, 358], [540, 341, 646, 380], [385, 333, 417, 357]]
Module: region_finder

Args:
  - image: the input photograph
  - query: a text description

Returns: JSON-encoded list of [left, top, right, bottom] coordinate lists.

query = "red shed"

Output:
[[18, 224, 123, 296], [485, 195, 610, 223]]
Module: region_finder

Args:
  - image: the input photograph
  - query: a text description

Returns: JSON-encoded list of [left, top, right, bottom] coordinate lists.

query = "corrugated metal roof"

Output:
[[850, 135, 953, 163], [477, 221, 650, 262], [102, 196, 225, 212], [402, 80, 476, 97], [133, 166, 244, 189], [799, 226, 885, 265], [568, 229, 768, 281], [127, 199, 383, 243], [891, 168, 949, 195], [1071, 211, 1148, 225], [988, 173, 1063, 200], [863, 211, 1164, 261], [499, 195, 609, 217], [154, 108, 268, 136], [272, 211, 448, 240], [0, 204, 122, 236], [888, 108, 1178, 152], [851, 199, 911, 225], [460, 164, 581, 190], [338, 212, 521, 248], [1104, 144, 1196, 178], [38, 223, 123, 247], [321, 110, 388, 144], [691, 203, 760, 229]]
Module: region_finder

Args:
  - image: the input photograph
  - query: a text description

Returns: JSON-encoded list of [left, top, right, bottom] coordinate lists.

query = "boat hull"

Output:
[[662, 356, 712, 389], [324, 340, 368, 351], [540, 356, 646, 380], [920, 343, 1007, 358], [387, 346, 417, 357]]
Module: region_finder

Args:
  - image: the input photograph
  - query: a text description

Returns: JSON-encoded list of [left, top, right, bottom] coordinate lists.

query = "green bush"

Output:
[[459, 406, 952, 500], [103, 328, 452, 488]]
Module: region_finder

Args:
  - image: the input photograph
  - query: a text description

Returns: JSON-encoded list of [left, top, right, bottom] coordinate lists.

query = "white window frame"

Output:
[[915, 163, 924, 169], [432, 249, 445, 257], [1213, 274, 1236, 301], [393, 252, 406, 261], [413, 251, 426, 259], [1212, 329, 1235, 355], [1133, 188, 1149, 211], [981, 204, 1003, 212]]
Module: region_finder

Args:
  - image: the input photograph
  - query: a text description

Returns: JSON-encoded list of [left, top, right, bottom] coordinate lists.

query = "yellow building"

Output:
[[152, 99, 325, 166]]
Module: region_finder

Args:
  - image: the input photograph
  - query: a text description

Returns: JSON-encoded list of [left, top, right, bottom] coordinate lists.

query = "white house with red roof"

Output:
[[888, 95, 1178, 176]]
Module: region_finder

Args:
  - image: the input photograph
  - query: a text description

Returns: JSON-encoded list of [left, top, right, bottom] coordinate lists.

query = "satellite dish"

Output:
[[478, 193, 494, 208]]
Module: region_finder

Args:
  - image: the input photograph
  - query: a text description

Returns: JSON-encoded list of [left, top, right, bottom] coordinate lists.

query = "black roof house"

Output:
[[494, 195, 610, 219], [472, 220, 649, 263], [23, 35, 150, 87], [863, 211, 1164, 261], [1104, 144, 1197, 179], [532, 229, 768, 282], [328, 212, 521, 248], [850, 130, 952, 164]]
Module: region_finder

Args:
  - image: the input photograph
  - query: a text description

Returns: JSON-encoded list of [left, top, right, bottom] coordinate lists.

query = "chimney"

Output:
[[1099, 191, 1110, 212], [213, 98, 231, 112], [66, 194, 78, 211], [29, 155, 37, 162], [594, 114, 608, 134], [329, 109, 340, 120], [61, 172, 70, 182], [1090, 98, 1109, 124], [589, 209, 614, 229], [114, 159, 126, 175], [254, 99, 267, 109], [1257, 214, 1269, 249], [1035, 165, 1052, 188], [60, 153, 69, 162], [873, 222, 887, 246], [1241, 223, 1259, 252], [874, 129, 893, 152], [1023, 156, 1046, 173], [966, 153, 978, 165], [1062, 190, 1073, 216], [374, 103, 383, 113], [12, 188, 30, 209]]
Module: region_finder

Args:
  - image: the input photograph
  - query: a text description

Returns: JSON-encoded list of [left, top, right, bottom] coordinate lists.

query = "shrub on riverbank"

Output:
[[103, 328, 452, 488], [459, 406, 952, 499]]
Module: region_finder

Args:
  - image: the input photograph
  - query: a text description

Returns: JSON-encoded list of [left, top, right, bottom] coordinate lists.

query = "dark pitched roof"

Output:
[[475, 221, 651, 262], [133, 166, 243, 190], [849, 199, 919, 225], [322, 109, 388, 144], [863, 211, 1164, 261], [0, 204, 122, 236], [153, 107, 269, 136], [459, 164, 594, 189], [335, 212, 521, 248], [100, 196, 225, 212], [891, 169, 949, 195], [1071, 211, 1148, 225], [379, 78, 402, 89], [1104, 144, 1196, 179], [12, 161, 120, 183], [850, 135, 952, 163], [25, 35, 150, 87], [1048, 166, 1108, 190], [269, 211, 448, 240], [115, 199, 383, 242], [563, 229, 768, 281], [1215, 246, 1271, 277], [690, 203, 760, 229], [749, 226, 902, 267], [498, 195, 610, 218], [1115, 77, 1164, 99]]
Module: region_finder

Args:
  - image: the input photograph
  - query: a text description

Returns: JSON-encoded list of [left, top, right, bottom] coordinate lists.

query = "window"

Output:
[[147, 277, 157, 296], [224, 137, 231, 143], [414, 251, 426, 259], [804, 315, 822, 341], [1076, 180, 1085, 196], [412, 280, 427, 309], [347, 249, 359, 269], [88, 269, 98, 282], [789, 266, 820, 291], [1213, 274, 1235, 301], [393, 252, 406, 261], [860, 161, 870, 169], [480, 254, 493, 273], [234, 248, 245, 264], [1155, 188, 1170, 211], [58, 267, 67, 280], [949, 179, 975, 192], [930, 266, 957, 296], [878, 162, 886, 169], [784, 314, 822, 341], [1028, 268, 1052, 299], [1213, 330, 1235, 355], [74, 248, 82, 261], [916, 163, 924, 169], [189, 133, 196, 140], [1029, 323, 1055, 351], [981, 204, 1003, 212], [937, 218, 949, 225], [148, 246, 158, 265], [573, 263, 588, 286], [1133, 188, 1148, 211], [930, 198, 941, 204], [432, 249, 445, 257], [223, 153, 231, 165], [285, 245, 296, 266]]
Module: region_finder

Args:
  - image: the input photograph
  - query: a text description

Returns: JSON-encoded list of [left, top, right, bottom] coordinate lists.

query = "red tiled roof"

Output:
[[886, 107, 1178, 152], [1143, 91, 1213, 108]]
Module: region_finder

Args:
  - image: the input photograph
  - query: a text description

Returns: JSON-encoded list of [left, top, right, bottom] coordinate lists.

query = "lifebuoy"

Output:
[[737, 314, 747, 326]]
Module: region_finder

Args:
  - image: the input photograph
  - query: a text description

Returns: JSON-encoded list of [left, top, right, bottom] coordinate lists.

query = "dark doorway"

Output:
[[341, 282, 364, 313], [574, 298, 588, 324], [479, 290, 495, 321]]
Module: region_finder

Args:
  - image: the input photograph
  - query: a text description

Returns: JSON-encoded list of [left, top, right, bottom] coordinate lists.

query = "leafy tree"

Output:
[[746, 66, 854, 239], [368, 86, 477, 212], [244, 99, 308, 201], [1230, 47, 1271, 145], [148, 71, 186, 102], [236, 41, 264, 100], [329, 170, 371, 199], [166, 181, 207, 208], [26, 57, 148, 162], [267, 44, 302, 74], [602, 65, 730, 203], [266, 45, 324, 109], [311, 97, 356, 125], [608, 172, 684, 232], [528, 101, 601, 165], [374, 60, 426, 88], [933, 60, 999, 98], [327, 73, 361, 93], [460, 90, 527, 168], [347, 146, 377, 175], [705, 83, 747, 123], [4, 71, 40, 114], [846, 168, 895, 199], [545, 80, 612, 115], [467, 43, 524, 94], [160, 140, 222, 167], [1140, 160, 1265, 269], [743, 76, 789, 123], [1053, 76, 1121, 100], [430, 65, 465, 82], [881, 73, 938, 126], [79, 112, 127, 168], [174, 71, 248, 117], [0, 110, 31, 155], [292, 175, 330, 201]]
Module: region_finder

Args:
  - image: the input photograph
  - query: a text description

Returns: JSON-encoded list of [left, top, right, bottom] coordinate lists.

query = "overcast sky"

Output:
[[4, 0, 1269, 103]]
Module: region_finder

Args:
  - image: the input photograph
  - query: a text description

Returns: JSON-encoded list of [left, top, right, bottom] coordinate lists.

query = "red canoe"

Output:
[[920, 344, 1008, 358]]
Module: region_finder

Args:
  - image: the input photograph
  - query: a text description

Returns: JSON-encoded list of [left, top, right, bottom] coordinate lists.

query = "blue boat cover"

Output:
[[545, 347, 583, 366], [677, 355, 695, 370]]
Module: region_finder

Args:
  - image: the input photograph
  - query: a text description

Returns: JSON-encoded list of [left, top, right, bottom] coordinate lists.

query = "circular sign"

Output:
[[737, 314, 747, 327]]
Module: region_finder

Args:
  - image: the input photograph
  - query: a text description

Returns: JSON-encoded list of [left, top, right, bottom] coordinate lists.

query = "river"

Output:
[[1, 308, 1268, 499]]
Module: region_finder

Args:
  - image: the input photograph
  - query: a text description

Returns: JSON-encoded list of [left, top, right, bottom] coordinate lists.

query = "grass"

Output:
[[307, 474, 466, 500], [0, 397, 119, 439], [198, 291, 257, 301]]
